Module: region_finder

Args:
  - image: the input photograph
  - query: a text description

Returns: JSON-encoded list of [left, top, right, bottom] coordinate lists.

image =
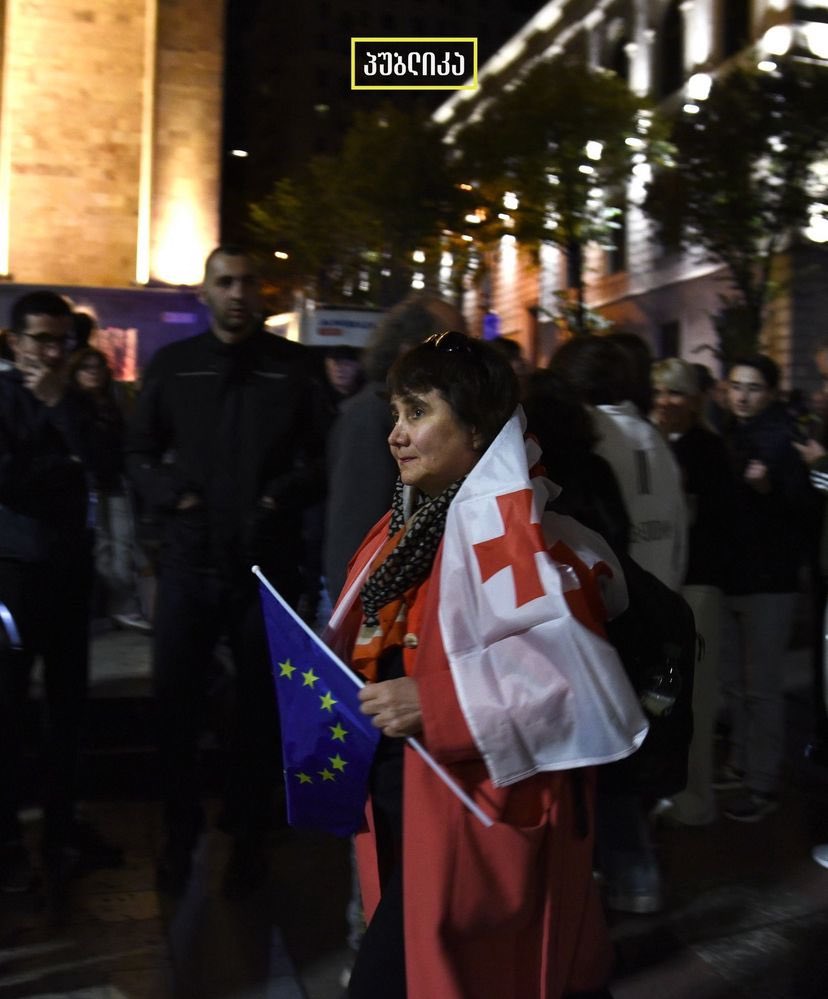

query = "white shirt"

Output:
[[592, 401, 688, 591]]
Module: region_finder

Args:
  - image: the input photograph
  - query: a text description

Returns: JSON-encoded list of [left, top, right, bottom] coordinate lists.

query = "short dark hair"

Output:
[[203, 243, 256, 280], [549, 335, 632, 406], [387, 332, 519, 448], [10, 291, 72, 335], [728, 353, 780, 391]]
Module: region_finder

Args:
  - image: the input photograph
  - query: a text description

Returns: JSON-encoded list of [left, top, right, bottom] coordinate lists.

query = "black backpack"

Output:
[[600, 552, 697, 798]]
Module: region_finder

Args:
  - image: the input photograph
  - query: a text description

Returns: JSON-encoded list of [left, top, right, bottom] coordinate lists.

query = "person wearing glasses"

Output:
[[0, 291, 122, 892], [326, 331, 646, 999]]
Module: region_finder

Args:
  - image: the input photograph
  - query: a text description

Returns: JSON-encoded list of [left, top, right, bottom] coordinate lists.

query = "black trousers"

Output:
[[0, 548, 92, 846], [152, 565, 286, 842]]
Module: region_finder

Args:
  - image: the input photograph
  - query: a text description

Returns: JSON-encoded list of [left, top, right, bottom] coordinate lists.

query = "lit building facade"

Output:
[[434, 0, 828, 385], [0, 0, 224, 289]]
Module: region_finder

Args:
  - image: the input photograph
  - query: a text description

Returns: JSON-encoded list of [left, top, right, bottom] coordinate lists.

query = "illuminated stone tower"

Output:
[[0, 0, 224, 289]]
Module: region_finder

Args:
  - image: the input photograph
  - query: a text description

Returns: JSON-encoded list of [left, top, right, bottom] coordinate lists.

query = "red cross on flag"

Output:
[[439, 410, 647, 787]]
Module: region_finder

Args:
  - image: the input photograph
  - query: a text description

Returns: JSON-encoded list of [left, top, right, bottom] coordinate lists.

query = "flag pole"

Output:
[[252, 566, 494, 829]]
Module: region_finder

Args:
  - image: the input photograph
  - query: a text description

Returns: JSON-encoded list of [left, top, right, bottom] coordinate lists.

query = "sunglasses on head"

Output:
[[423, 330, 472, 353]]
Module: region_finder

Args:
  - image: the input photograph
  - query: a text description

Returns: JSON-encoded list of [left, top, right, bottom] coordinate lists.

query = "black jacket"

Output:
[[0, 369, 90, 561], [722, 403, 815, 594], [671, 425, 735, 588], [125, 328, 331, 581]]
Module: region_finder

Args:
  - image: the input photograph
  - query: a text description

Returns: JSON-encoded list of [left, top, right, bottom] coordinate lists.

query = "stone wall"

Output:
[[0, 0, 223, 288]]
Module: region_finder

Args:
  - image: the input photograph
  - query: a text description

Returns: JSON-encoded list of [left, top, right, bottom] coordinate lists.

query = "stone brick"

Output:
[[0, 0, 223, 287]]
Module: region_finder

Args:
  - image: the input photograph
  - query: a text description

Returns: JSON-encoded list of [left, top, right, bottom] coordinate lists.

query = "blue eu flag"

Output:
[[256, 571, 380, 837]]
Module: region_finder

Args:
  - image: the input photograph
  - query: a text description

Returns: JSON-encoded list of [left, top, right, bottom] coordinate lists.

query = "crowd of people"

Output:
[[2, 245, 828, 998]]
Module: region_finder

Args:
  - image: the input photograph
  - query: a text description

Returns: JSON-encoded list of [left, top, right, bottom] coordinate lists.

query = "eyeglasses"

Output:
[[423, 330, 472, 353], [22, 333, 67, 349]]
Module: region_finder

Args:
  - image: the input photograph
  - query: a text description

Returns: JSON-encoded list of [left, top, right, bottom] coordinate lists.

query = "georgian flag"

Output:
[[439, 410, 647, 787], [328, 409, 648, 792]]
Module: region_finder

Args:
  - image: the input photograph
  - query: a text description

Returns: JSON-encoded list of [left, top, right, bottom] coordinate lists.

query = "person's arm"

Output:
[[358, 676, 423, 738], [324, 390, 398, 599], [124, 354, 199, 512], [260, 368, 332, 513]]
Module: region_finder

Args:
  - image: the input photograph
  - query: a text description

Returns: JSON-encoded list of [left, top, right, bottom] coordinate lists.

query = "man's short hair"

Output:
[[728, 353, 780, 391], [203, 244, 256, 280], [10, 291, 72, 335], [550, 334, 633, 406]]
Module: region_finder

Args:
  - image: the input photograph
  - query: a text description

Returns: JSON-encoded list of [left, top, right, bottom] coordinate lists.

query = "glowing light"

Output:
[[230, 149, 249, 158], [585, 141, 603, 161], [763, 26, 792, 56], [626, 136, 645, 150], [440, 251, 453, 267], [578, 164, 595, 175], [805, 205, 828, 243], [501, 234, 516, 247], [687, 73, 711, 102], [154, 190, 212, 286], [274, 250, 289, 260], [805, 23, 828, 60], [632, 162, 652, 181], [412, 249, 425, 263], [461, 234, 474, 242], [758, 60, 778, 73], [458, 182, 473, 191], [503, 191, 519, 210], [683, 103, 700, 114], [464, 213, 482, 224], [135, 0, 159, 285], [411, 272, 425, 290]]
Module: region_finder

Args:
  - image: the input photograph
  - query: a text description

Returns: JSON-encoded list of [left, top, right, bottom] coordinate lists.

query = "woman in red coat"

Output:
[[326, 331, 647, 999]]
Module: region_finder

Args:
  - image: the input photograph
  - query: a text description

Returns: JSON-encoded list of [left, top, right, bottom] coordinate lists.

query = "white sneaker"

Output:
[[111, 613, 153, 635]]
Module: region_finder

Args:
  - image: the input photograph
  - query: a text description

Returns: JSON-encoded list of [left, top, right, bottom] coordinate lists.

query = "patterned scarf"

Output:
[[359, 476, 464, 629]]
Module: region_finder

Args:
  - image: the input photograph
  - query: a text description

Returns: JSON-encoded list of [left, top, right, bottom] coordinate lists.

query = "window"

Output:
[[610, 36, 631, 83], [655, 1, 684, 100], [657, 320, 680, 359], [722, 0, 751, 59], [607, 208, 628, 275]]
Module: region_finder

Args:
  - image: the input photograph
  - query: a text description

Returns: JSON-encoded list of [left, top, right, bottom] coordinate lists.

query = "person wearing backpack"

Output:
[[549, 336, 689, 914]]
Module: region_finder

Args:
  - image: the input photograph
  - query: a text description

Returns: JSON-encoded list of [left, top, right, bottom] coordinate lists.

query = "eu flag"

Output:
[[256, 569, 380, 837]]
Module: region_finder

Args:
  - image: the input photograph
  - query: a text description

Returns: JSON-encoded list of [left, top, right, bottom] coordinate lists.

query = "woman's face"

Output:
[[75, 355, 108, 392], [388, 388, 480, 498], [652, 384, 697, 435]]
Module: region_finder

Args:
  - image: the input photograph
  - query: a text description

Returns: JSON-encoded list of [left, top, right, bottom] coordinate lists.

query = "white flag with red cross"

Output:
[[440, 410, 648, 787]]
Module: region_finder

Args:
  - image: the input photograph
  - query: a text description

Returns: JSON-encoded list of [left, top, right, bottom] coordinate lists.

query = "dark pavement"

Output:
[[1, 622, 827, 998]]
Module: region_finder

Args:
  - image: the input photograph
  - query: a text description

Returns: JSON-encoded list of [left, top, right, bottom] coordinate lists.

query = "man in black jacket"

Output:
[[0, 290, 117, 891], [718, 354, 815, 822], [127, 245, 330, 895]]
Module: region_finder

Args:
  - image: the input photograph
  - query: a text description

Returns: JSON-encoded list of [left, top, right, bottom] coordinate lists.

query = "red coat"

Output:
[[332, 512, 615, 999]]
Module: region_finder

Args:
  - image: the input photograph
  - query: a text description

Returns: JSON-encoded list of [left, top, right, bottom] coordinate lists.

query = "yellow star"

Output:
[[330, 722, 348, 742], [330, 754, 347, 772], [319, 691, 338, 712], [302, 668, 319, 688], [318, 768, 335, 782], [296, 772, 312, 784], [278, 659, 296, 679]]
